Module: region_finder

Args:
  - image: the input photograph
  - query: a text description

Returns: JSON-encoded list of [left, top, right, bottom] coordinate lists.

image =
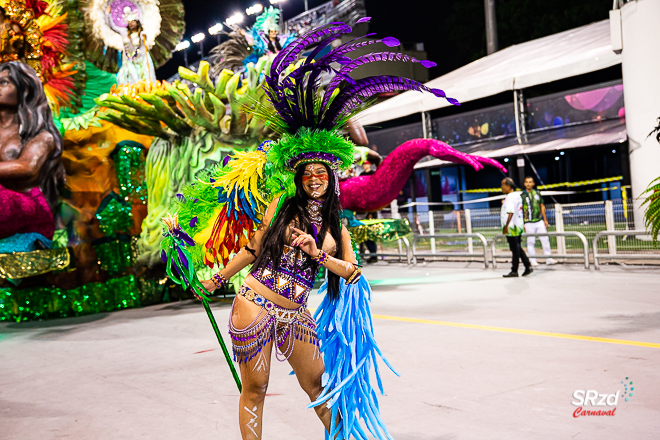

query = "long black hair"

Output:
[[252, 163, 344, 300], [267, 31, 282, 53], [0, 62, 64, 211]]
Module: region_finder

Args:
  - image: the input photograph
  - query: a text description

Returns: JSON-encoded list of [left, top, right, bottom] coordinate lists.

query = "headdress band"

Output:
[[287, 152, 342, 172]]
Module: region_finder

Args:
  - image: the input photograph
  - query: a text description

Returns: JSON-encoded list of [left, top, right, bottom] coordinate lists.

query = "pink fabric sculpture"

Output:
[[339, 138, 506, 212], [0, 185, 55, 239]]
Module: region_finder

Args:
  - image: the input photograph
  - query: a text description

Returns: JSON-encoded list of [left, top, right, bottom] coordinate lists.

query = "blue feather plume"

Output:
[[310, 276, 399, 440]]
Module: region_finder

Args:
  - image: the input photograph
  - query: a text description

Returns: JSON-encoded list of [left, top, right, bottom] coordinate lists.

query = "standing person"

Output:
[[105, 6, 156, 85], [361, 160, 375, 176], [501, 177, 532, 277], [521, 176, 557, 266]]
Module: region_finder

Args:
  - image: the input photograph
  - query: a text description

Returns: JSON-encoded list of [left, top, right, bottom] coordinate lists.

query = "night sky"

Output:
[[157, 0, 611, 81]]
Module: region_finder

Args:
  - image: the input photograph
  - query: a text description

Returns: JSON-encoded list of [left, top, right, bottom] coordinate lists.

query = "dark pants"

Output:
[[506, 236, 530, 272], [364, 240, 377, 254]]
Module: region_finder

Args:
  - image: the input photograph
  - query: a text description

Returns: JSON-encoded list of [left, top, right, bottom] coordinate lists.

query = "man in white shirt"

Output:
[[501, 178, 532, 277]]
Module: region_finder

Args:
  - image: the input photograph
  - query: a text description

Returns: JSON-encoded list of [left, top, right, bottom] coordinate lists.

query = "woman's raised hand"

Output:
[[291, 227, 319, 257]]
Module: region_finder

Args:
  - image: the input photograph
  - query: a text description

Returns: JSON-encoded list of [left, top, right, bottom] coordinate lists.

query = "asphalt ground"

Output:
[[1, 262, 659, 439]]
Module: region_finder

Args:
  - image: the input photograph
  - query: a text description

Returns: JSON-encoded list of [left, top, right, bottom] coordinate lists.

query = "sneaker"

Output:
[[530, 260, 539, 267], [522, 268, 534, 277], [546, 258, 558, 265], [503, 271, 519, 278]]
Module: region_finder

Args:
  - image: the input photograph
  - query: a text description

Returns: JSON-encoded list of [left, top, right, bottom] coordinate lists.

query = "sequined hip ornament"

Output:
[[229, 285, 319, 363]]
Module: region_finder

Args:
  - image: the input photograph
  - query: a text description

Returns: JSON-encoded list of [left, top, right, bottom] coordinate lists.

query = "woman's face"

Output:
[[0, 70, 18, 108], [128, 20, 138, 31], [269, 29, 277, 39], [302, 163, 330, 199]]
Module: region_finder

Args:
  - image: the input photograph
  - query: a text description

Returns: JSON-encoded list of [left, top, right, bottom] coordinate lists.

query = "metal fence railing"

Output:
[[371, 198, 659, 268], [412, 233, 489, 268], [593, 231, 660, 270], [393, 199, 646, 258], [491, 232, 590, 269], [360, 237, 412, 265]]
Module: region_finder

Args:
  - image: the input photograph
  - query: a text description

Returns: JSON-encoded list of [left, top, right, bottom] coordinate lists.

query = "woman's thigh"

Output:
[[231, 294, 274, 383], [285, 319, 325, 398]]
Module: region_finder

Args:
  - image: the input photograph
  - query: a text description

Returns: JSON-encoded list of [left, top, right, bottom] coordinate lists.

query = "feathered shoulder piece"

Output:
[[246, 17, 457, 176], [172, 140, 292, 269]]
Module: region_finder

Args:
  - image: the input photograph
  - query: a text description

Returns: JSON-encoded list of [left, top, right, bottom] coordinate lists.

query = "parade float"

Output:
[[0, 3, 504, 322]]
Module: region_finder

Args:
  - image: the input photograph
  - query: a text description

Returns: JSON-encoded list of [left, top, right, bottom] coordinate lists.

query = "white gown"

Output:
[[117, 31, 156, 85]]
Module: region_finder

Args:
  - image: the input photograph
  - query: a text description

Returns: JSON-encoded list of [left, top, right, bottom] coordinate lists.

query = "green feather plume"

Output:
[[268, 127, 356, 173]]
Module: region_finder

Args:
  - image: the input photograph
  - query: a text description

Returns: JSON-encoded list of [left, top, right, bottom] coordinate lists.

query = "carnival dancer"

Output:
[[105, 6, 156, 84], [201, 159, 357, 438], [169, 19, 460, 439]]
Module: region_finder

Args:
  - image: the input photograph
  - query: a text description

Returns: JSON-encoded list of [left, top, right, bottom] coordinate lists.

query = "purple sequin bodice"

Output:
[[252, 245, 318, 305]]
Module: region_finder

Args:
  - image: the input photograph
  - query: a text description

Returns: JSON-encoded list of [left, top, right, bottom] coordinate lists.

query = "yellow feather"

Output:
[[193, 206, 222, 245]]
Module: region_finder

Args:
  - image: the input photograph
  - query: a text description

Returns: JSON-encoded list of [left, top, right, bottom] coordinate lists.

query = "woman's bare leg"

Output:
[[286, 322, 333, 432], [232, 295, 274, 439]]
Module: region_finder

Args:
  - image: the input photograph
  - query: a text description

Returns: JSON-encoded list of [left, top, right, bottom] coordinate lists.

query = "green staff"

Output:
[[161, 213, 242, 392], [200, 296, 242, 392]]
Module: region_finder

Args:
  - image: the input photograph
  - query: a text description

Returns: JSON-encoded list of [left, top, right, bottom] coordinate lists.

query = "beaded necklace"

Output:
[[307, 199, 323, 237]]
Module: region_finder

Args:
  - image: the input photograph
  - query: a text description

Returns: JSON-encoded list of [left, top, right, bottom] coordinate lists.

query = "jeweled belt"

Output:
[[238, 285, 304, 325]]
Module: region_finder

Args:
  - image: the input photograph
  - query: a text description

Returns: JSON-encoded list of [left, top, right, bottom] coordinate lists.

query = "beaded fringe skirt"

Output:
[[229, 285, 319, 364]]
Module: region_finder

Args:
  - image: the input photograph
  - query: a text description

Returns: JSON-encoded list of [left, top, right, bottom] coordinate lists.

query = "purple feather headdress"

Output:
[[246, 18, 458, 175]]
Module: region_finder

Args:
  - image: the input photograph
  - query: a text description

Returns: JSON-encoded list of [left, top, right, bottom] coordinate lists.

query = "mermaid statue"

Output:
[[0, 61, 64, 242]]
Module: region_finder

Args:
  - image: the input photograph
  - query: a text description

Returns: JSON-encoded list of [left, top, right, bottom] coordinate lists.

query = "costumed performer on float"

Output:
[[104, 3, 156, 84], [0, 61, 64, 242], [184, 18, 458, 439], [208, 6, 295, 76]]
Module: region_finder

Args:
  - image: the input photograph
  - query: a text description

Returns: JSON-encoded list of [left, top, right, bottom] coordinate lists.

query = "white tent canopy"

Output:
[[414, 120, 627, 169], [358, 20, 621, 126]]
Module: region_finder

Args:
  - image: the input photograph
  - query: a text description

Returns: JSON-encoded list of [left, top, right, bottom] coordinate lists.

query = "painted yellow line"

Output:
[[372, 314, 660, 349]]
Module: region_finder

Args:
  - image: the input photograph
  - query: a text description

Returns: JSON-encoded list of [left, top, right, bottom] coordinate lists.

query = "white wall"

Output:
[[621, 0, 660, 229]]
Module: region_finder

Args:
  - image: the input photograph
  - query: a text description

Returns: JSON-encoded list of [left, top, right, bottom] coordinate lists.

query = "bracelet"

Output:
[[346, 267, 362, 285], [212, 272, 228, 289], [313, 250, 329, 265]]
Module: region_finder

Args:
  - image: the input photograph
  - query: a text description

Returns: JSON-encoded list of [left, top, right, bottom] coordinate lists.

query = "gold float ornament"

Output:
[[0, 247, 70, 280], [0, 0, 82, 113], [1, 0, 44, 78]]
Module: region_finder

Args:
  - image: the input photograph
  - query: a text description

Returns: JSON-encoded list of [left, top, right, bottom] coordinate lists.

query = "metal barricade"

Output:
[[593, 230, 660, 270], [491, 232, 590, 269], [412, 233, 490, 268], [360, 236, 412, 265]]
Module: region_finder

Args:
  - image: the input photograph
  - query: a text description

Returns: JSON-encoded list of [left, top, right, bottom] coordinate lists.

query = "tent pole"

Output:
[[484, 0, 499, 54]]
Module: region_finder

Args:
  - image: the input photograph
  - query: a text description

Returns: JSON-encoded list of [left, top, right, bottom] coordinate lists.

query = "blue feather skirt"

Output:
[[310, 276, 399, 440]]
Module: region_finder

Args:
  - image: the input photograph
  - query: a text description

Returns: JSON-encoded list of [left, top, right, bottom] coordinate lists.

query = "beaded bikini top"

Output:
[[252, 244, 319, 305]]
